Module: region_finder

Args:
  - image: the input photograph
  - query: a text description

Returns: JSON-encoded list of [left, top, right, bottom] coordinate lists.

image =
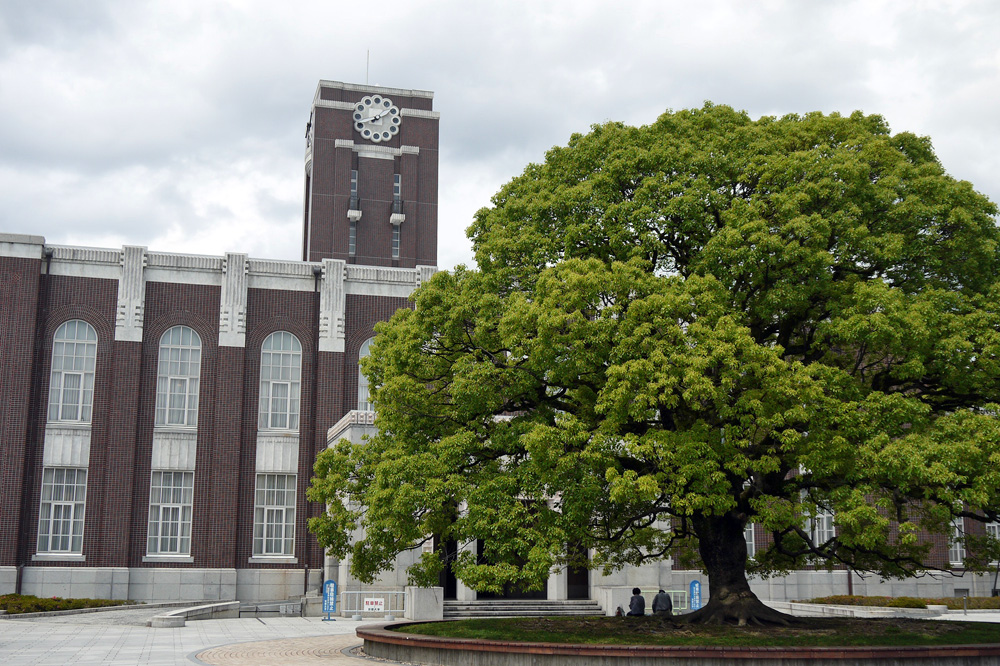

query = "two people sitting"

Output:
[[627, 587, 673, 616]]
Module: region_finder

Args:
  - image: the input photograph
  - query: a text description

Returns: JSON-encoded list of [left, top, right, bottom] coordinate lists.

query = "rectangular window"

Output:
[[949, 518, 966, 566], [391, 225, 400, 259], [147, 471, 194, 555], [350, 170, 358, 197], [59, 372, 83, 420], [253, 474, 296, 556], [810, 511, 835, 545], [744, 523, 756, 559], [267, 381, 290, 429], [349, 220, 357, 257], [37, 467, 87, 553], [987, 522, 1000, 564], [393, 173, 401, 199]]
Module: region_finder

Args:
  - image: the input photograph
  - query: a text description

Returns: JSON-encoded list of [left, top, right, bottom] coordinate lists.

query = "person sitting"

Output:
[[652, 589, 673, 616], [626, 587, 645, 616]]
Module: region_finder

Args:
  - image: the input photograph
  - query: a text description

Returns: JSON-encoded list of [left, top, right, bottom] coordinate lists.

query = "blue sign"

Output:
[[689, 580, 702, 610], [323, 580, 338, 614]]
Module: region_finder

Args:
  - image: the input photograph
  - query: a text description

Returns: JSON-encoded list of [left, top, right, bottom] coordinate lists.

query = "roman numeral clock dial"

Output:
[[353, 95, 401, 143]]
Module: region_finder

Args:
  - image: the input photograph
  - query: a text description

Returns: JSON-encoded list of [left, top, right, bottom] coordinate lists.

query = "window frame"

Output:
[[47, 320, 97, 423], [258, 332, 302, 431], [37, 467, 88, 554], [252, 473, 297, 556], [154, 325, 202, 428], [146, 470, 194, 556], [358, 338, 374, 411], [949, 518, 966, 567], [744, 523, 756, 560]]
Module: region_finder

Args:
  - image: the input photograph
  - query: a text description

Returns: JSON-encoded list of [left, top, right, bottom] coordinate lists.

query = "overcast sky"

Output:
[[1, 0, 998, 270]]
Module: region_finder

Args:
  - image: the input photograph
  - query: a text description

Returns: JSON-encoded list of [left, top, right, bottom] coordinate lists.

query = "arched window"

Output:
[[155, 326, 202, 427], [259, 332, 301, 430], [47, 320, 98, 423], [358, 338, 373, 411]]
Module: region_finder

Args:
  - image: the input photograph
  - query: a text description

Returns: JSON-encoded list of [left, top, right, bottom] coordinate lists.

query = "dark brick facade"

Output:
[[0, 81, 436, 600], [303, 81, 439, 268]]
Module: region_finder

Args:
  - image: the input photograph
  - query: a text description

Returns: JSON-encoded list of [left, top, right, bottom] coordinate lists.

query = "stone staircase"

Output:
[[443, 599, 604, 619]]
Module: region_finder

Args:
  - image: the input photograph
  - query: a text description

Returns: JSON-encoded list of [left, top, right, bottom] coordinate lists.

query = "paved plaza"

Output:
[[0, 606, 388, 665], [2, 604, 999, 665]]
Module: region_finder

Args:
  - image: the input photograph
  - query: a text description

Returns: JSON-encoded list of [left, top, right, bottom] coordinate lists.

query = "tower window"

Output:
[[349, 220, 357, 256], [349, 170, 359, 211], [393, 173, 401, 199], [391, 225, 400, 259]]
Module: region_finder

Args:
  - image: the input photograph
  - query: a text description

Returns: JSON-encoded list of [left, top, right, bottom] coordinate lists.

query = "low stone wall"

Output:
[[147, 601, 240, 627], [359, 622, 1000, 666]]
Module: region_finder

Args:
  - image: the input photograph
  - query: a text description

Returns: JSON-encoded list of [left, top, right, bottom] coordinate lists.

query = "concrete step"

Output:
[[443, 599, 604, 618]]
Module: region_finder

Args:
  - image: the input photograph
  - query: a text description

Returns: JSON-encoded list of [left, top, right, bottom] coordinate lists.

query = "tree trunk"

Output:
[[682, 511, 797, 626]]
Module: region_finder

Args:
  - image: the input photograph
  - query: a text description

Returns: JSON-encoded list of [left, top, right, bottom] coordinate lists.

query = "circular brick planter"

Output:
[[358, 622, 1000, 666]]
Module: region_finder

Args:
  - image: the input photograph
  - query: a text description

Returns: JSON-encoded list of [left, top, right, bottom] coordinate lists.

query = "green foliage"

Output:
[[0, 594, 133, 614], [806, 595, 1000, 610], [309, 103, 1000, 596], [396, 616, 1000, 647]]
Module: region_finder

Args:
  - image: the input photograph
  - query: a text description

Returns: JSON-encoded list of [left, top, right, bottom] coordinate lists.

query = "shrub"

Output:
[[801, 595, 1000, 610], [0, 594, 133, 615]]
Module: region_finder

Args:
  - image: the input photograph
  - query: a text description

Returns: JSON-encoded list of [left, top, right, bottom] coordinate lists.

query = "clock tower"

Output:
[[302, 80, 439, 268]]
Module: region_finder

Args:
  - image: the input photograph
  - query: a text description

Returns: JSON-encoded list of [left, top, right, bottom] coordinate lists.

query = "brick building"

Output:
[[0, 80, 438, 602], [1, 79, 996, 608]]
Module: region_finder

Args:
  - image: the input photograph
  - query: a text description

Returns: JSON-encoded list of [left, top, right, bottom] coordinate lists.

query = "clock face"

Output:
[[353, 95, 401, 143]]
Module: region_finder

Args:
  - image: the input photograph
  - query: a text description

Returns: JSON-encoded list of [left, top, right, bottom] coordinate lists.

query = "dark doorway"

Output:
[[567, 542, 590, 599], [475, 539, 547, 600], [435, 538, 458, 600]]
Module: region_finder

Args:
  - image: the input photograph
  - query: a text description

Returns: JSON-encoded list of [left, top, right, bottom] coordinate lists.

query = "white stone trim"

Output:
[[247, 556, 298, 564], [142, 555, 195, 564], [319, 259, 346, 353], [0, 233, 45, 258], [42, 425, 92, 467], [416, 265, 437, 288], [255, 433, 300, 473], [24, 243, 431, 298], [347, 209, 362, 222], [345, 265, 418, 284], [390, 213, 405, 226], [47, 245, 120, 280], [151, 429, 198, 470], [219, 252, 249, 348], [246, 258, 317, 292], [333, 139, 421, 158], [115, 245, 147, 342], [315, 80, 434, 100], [327, 409, 377, 445], [400, 108, 440, 120], [312, 100, 356, 111], [32, 553, 86, 562]]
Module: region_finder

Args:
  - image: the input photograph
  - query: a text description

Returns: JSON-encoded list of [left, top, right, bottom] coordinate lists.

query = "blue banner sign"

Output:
[[323, 580, 338, 614], [689, 580, 702, 610]]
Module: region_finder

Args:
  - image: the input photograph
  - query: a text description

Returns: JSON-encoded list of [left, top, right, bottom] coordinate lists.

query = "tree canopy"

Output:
[[309, 104, 1000, 625]]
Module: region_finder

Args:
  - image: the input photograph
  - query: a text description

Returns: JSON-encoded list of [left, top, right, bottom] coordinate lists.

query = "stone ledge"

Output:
[[359, 622, 1000, 665], [147, 601, 240, 628]]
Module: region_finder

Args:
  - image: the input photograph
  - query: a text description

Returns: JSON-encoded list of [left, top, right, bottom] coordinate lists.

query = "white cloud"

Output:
[[1, 0, 998, 270]]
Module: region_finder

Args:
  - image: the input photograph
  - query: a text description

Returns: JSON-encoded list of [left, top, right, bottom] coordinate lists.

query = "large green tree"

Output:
[[309, 105, 1000, 625]]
